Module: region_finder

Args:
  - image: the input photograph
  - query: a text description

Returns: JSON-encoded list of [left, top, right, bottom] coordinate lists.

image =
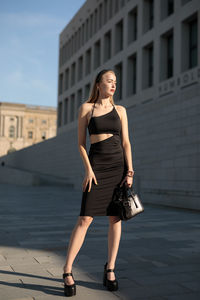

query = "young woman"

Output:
[[62, 69, 134, 296]]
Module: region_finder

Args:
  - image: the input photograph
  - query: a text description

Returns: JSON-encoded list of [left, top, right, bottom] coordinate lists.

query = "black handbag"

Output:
[[112, 183, 144, 221]]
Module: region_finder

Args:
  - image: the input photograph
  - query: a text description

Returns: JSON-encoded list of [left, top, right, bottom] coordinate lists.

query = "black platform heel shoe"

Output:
[[103, 262, 118, 291], [63, 272, 76, 297]]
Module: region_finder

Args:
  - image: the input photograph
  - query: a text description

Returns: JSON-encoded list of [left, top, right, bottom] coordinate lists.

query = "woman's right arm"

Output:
[[77, 103, 98, 192]]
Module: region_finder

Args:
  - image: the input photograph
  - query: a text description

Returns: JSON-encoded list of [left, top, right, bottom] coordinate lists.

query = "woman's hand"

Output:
[[120, 175, 133, 188], [82, 170, 98, 192]]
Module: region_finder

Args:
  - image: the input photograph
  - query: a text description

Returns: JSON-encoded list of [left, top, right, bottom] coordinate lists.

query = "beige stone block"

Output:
[[6, 257, 39, 267]]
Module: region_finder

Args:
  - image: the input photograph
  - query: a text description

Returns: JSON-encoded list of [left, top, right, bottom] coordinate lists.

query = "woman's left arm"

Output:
[[118, 106, 134, 187]]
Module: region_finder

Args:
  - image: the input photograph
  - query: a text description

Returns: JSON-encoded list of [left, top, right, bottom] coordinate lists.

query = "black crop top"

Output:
[[88, 102, 121, 136]]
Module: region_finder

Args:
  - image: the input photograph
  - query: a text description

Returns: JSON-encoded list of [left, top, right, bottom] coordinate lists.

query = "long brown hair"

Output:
[[86, 69, 116, 105]]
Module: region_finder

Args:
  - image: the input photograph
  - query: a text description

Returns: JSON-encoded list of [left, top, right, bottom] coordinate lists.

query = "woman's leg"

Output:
[[107, 216, 122, 280], [63, 216, 93, 284]]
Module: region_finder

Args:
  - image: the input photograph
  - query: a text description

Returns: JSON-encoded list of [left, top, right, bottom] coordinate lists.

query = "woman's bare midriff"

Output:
[[90, 133, 114, 144]]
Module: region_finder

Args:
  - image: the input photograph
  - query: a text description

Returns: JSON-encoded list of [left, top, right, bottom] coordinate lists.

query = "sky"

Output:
[[0, 0, 85, 108]]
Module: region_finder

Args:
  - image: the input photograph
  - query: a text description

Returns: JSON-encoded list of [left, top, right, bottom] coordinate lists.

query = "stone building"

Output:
[[57, 0, 200, 133], [56, 0, 200, 209], [0, 102, 57, 157]]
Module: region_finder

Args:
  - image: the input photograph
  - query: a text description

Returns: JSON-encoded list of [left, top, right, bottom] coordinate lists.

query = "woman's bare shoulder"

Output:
[[115, 105, 126, 117]]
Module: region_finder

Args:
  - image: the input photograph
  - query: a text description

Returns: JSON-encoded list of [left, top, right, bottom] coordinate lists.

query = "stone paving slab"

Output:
[[0, 183, 200, 300], [163, 293, 200, 300]]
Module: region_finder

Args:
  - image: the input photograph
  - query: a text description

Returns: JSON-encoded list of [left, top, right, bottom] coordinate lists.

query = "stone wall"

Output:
[[130, 84, 200, 210]]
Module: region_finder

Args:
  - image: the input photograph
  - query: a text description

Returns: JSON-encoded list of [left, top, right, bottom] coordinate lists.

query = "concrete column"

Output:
[[138, 0, 143, 92], [174, 3, 181, 77], [154, 37, 160, 88], [16, 116, 19, 138], [123, 14, 128, 99], [111, 26, 114, 59], [91, 41, 94, 71], [100, 35, 103, 68], [20, 117, 23, 138], [0, 115, 1, 137], [101, 30, 105, 64], [2, 115, 5, 136], [154, 0, 160, 86]]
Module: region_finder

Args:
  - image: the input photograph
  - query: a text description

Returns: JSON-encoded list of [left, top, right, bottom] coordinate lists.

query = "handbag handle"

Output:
[[121, 182, 135, 195]]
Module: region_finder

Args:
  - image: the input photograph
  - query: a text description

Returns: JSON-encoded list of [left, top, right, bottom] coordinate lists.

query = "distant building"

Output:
[[0, 102, 57, 157]]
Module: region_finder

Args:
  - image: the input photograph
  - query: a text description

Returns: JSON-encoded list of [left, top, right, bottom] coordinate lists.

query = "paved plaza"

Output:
[[0, 183, 200, 300]]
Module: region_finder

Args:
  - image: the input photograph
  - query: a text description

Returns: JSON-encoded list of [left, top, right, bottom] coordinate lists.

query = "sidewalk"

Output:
[[0, 183, 199, 300]]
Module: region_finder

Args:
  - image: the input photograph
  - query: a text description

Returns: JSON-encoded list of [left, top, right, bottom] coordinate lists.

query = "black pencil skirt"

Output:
[[80, 134, 127, 216]]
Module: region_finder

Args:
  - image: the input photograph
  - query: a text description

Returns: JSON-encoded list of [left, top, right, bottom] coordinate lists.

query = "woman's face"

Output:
[[98, 72, 117, 98]]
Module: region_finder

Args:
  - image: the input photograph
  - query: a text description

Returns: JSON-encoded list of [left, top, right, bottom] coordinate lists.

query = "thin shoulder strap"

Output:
[[91, 102, 95, 117]]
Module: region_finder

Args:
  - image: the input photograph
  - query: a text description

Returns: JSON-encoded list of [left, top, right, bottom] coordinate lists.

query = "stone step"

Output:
[[0, 165, 74, 187]]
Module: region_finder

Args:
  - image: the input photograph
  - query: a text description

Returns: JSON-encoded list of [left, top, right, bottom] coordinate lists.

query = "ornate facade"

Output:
[[0, 102, 57, 157]]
